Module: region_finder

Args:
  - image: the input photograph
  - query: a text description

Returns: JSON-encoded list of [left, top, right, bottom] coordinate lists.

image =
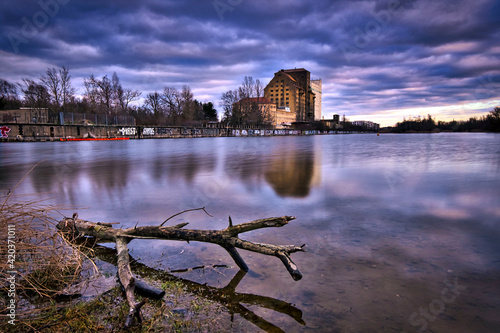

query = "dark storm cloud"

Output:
[[1, 0, 499, 125]]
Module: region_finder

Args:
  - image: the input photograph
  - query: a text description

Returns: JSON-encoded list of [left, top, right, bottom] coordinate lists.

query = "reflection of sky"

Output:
[[1, 133, 500, 331]]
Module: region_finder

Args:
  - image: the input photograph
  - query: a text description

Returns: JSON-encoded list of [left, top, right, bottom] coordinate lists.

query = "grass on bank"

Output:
[[0, 174, 233, 332], [0, 188, 90, 328]]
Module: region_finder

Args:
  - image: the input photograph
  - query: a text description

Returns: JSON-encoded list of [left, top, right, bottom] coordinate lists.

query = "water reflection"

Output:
[[89, 243, 305, 333], [2, 134, 500, 332], [152, 152, 217, 183], [5, 138, 320, 201], [265, 140, 320, 198]]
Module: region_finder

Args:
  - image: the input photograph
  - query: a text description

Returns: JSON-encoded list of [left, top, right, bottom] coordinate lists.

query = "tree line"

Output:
[[0, 67, 217, 126], [392, 111, 500, 133], [138, 85, 217, 126], [220, 76, 274, 127]]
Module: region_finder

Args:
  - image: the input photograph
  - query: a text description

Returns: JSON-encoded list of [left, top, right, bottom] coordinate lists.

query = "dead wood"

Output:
[[57, 213, 305, 328]]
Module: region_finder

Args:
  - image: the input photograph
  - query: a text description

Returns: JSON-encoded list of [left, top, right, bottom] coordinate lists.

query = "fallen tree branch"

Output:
[[57, 213, 305, 328], [57, 215, 305, 280], [116, 237, 145, 328]]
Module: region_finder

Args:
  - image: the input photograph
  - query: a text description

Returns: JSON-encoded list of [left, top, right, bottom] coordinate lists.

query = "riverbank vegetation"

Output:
[[0, 190, 87, 330], [0, 176, 234, 332], [389, 108, 500, 133], [1, 68, 218, 128]]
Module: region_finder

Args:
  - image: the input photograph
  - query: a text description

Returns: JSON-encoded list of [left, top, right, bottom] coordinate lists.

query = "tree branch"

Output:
[[116, 236, 145, 328], [57, 213, 305, 328], [160, 206, 213, 227]]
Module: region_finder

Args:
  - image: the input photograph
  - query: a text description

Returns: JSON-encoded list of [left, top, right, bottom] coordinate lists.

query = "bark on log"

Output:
[[57, 214, 305, 328], [116, 237, 145, 328], [57, 215, 305, 280]]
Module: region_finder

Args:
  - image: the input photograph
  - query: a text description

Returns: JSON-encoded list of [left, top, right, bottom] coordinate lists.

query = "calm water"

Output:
[[1, 133, 500, 332]]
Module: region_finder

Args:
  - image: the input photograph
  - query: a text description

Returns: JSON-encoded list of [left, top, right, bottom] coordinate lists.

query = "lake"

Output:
[[1, 133, 500, 332]]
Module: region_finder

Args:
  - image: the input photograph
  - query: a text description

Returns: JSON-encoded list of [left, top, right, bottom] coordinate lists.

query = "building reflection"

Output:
[[265, 139, 321, 198], [17, 138, 322, 206]]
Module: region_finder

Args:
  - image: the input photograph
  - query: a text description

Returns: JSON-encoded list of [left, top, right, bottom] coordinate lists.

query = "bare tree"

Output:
[[0, 79, 20, 109], [240, 76, 255, 99], [111, 72, 123, 114], [83, 74, 100, 113], [162, 86, 181, 124], [95, 75, 113, 114], [219, 76, 271, 126], [180, 85, 195, 122], [1, 79, 18, 100], [59, 66, 75, 112], [145, 91, 164, 123], [220, 89, 240, 126], [120, 88, 141, 114], [108, 72, 141, 114], [238, 76, 267, 125], [40, 68, 61, 110], [19, 79, 51, 108], [255, 79, 264, 98], [83, 74, 114, 114]]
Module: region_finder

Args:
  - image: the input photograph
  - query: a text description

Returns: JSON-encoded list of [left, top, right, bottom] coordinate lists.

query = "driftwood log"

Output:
[[57, 213, 305, 328]]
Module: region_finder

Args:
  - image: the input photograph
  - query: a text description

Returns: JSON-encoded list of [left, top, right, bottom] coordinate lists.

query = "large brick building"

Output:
[[264, 68, 318, 122]]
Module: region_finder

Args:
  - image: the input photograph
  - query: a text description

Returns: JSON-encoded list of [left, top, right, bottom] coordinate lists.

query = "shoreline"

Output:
[[0, 122, 377, 142]]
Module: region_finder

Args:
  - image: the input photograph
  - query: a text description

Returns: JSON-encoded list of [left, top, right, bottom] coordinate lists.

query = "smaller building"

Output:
[[321, 119, 338, 129], [351, 120, 380, 131], [275, 106, 296, 128]]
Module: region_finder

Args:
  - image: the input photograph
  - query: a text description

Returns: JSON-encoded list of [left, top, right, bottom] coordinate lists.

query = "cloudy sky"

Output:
[[1, 0, 499, 126]]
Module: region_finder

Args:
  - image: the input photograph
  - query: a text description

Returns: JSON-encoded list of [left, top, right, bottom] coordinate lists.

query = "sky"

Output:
[[1, 0, 499, 127]]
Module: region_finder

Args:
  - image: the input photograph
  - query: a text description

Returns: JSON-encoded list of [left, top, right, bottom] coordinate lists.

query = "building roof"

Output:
[[273, 70, 297, 83], [283, 72, 297, 83], [283, 68, 309, 73]]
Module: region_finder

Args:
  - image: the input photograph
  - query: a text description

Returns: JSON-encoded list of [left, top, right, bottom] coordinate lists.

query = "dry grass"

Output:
[[0, 196, 83, 297], [0, 167, 91, 328], [0, 166, 233, 332], [0, 190, 232, 332]]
